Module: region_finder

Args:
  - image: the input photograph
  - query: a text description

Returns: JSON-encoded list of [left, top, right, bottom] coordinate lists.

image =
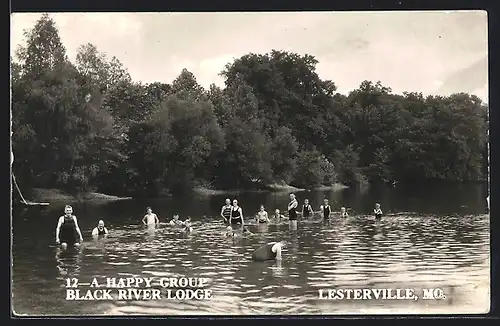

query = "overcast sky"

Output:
[[11, 11, 488, 103]]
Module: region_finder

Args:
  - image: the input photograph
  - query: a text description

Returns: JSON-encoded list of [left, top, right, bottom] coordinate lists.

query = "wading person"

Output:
[[169, 214, 183, 226], [373, 203, 383, 219], [91, 220, 108, 236], [272, 209, 287, 223], [142, 207, 159, 226], [183, 217, 193, 234], [339, 207, 349, 218], [251, 241, 286, 261], [55, 205, 83, 249], [256, 205, 270, 224], [288, 193, 298, 227], [302, 199, 314, 219], [229, 199, 244, 226], [220, 198, 232, 224], [320, 199, 332, 221]]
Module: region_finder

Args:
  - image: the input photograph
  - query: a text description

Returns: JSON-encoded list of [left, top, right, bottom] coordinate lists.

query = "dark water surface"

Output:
[[12, 184, 490, 315]]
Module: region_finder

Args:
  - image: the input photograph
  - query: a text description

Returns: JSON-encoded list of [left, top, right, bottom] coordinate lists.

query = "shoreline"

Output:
[[193, 183, 348, 195], [30, 188, 132, 203], [22, 183, 349, 203]]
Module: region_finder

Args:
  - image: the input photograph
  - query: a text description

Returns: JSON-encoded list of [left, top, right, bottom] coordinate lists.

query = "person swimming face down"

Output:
[[251, 241, 287, 261]]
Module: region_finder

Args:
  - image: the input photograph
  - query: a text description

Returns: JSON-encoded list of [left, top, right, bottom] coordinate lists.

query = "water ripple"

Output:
[[12, 213, 489, 315]]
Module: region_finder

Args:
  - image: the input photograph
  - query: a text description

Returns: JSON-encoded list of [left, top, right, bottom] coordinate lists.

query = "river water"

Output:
[[11, 183, 490, 316]]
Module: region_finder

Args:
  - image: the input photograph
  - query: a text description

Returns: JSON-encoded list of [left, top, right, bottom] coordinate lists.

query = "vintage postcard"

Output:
[[10, 11, 489, 316]]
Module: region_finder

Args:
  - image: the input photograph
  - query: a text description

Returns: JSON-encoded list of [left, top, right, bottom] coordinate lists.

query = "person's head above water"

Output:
[[375, 203, 381, 208], [146, 207, 152, 214], [173, 214, 180, 220], [64, 205, 73, 215], [225, 198, 231, 205], [98, 220, 105, 229], [233, 199, 238, 206], [340, 207, 346, 213], [304, 199, 309, 205], [324, 199, 329, 205], [260, 205, 265, 211], [275, 209, 280, 215], [289, 193, 295, 200]]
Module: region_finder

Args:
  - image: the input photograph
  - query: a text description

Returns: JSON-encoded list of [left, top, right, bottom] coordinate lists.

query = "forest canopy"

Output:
[[11, 15, 489, 197]]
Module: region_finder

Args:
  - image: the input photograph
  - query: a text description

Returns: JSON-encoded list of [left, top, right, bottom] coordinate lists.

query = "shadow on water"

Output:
[[11, 184, 490, 315]]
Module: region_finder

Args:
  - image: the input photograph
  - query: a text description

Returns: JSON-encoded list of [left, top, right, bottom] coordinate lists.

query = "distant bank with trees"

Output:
[[11, 15, 489, 201]]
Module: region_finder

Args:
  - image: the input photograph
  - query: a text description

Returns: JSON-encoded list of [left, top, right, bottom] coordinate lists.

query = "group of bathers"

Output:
[[221, 193, 385, 227]]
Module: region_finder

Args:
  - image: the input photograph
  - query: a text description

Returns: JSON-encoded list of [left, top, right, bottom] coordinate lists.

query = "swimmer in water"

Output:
[[320, 199, 332, 221], [183, 217, 193, 234], [272, 209, 287, 222], [288, 193, 298, 227], [142, 207, 159, 226], [169, 214, 184, 226], [339, 207, 349, 218], [55, 205, 83, 249], [225, 225, 253, 238], [251, 241, 287, 261], [229, 199, 244, 226], [91, 220, 108, 236], [374, 203, 383, 219], [301, 199, 314, 219], [224, 226, 234, 237], [256, 205, 270, 223], [220, 198, 232, 224]]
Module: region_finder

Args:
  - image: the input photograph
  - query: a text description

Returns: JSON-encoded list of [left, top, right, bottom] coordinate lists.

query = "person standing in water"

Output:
[[55, 205, 84, 249], [142, 207, 159, 226], [288, 193, 298, 227], [273, 209, 286, 222], [91, 220, 108, 236], [229, 199, 244, 226], [374, 203, 383, 219], [302, 199, 314, 219], [251, 241, 287, 261], [220, 198, 232, 224], [339, 207, 349, 218], [256, 205, 270, 224], [183, 217, 193, 234], [169, 214, 183, 226], [320, 199, 332, 221]]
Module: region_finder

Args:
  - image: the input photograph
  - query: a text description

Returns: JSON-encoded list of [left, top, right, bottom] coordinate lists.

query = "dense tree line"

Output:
[[11, 15, 489, 197]]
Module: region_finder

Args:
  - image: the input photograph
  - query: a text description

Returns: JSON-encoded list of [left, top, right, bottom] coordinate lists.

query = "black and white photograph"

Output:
[[10, 11, 489, 316]]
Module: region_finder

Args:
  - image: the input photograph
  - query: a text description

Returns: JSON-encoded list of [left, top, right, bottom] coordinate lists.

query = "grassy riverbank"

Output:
[[30, 188, 132, 202], [24, 182, 347, 202], [193, 183, 348, 196]]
